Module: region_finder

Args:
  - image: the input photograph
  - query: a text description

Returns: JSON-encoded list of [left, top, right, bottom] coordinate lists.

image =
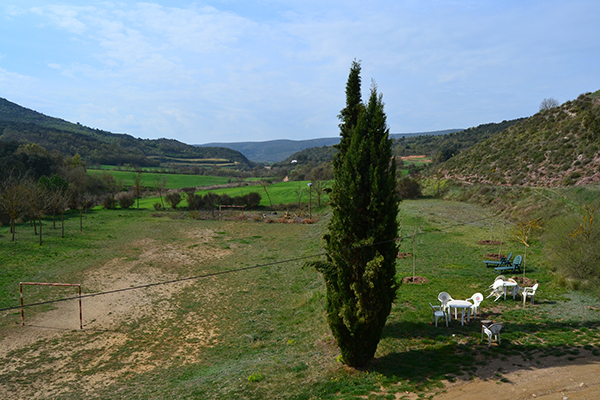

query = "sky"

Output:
[[1, 1, 599, 145]]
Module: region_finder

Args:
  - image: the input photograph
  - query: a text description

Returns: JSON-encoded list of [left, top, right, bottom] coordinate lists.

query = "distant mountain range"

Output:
[[199, 129, 462, 162]]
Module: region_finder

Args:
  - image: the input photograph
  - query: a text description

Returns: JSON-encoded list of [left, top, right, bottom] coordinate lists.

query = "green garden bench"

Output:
[[494, 255, 522, 274], [484, 252, 512, 268]]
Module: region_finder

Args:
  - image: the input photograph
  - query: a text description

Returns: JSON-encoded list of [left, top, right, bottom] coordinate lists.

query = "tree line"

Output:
[[0, 140, 265, 245]]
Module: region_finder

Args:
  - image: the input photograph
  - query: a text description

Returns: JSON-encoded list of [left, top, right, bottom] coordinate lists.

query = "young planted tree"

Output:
[[154, 175, 168, 209], [514, 217, 542, 278], [133, 170, 142, 210], [312, 62, 399, 368]]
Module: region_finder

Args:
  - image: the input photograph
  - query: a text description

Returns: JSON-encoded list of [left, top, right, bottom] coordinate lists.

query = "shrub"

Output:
[[544, 206, 600, 290], [165, 191, 182, 209], [397, 176, 422, 200], [243, 192, 262, 209], [183, 190, 204, 210], [101, 194, 117, 210], [116, 192, 135, 209], [203, 193, 220, 210], [219, 194, 233, 206]]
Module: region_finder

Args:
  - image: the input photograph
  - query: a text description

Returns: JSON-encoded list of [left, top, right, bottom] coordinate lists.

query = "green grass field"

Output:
[[1, 198, 599, 399], [129, 180, 331, 210], [87, 169, 234, 189], [87, 169, 331, 209]]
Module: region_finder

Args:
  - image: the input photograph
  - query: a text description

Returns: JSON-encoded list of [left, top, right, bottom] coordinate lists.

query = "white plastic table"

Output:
[[502, 281, 518, 300], [447, 300, 472, 326]]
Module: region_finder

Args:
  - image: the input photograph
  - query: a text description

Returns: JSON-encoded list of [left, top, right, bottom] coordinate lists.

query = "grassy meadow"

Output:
[[87, 168, 234, 189], [87, 168, 331, 209], [1, 196, 600, 399], [134, 180, 330, 210]]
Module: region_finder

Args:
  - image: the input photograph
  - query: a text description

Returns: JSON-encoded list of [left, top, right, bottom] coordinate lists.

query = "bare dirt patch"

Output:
[[0, 227, 228, 399], [484, 253, 507, 261], [434, 351, 600, 399], [402, 276, 429, 284], [477, 240, 502, 246]]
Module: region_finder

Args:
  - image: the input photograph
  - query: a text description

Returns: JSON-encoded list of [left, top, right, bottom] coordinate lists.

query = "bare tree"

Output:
[[540, 98, 559, 111], [74, 192, 94, 232], [0, 175, 27, 242], [260, 180, 273, 209], [132, 170, 142, 210], [24, 181, 52, 246], [514, 217, 543, 278], [154, 175, 168, 209]]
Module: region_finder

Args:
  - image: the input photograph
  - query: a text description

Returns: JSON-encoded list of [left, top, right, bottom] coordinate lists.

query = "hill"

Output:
[[0, 98, 251, 169], [392, 120, 525, 162], [270, 123, 519, 171], [198, 137, 340, 163], [435, 90, 600, 186], [199, 130, 462, 163]]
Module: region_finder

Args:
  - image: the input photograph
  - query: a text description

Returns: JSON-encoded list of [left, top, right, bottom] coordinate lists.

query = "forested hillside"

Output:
[[435, 90, 600, 186], [393, 119, 525, 162], [269, 119, 523, 180], [0, 98, 251, 168]]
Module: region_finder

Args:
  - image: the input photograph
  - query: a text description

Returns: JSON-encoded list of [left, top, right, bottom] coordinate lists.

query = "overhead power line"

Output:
[[1, 215, 493, 313]]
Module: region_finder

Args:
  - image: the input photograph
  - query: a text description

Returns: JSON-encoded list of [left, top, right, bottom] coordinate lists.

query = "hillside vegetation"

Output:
[[270, 120, 522, 181], [200, 130, 461, 163], [435, 90, 600, 186], [200, 137, 340, 163], [393, 119, 525, 162], [0, 98, 251, 169]]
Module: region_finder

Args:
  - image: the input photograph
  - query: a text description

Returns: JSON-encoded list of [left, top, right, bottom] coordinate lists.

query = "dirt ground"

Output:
[[434, 354, 600, 399], [0, 228, 230, 399]]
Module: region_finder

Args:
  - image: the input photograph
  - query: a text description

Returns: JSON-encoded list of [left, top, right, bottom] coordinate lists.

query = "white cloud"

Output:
[[1, 0, 599, 143]]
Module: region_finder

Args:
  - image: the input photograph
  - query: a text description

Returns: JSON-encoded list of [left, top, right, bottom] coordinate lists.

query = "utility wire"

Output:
[[0, 215, 494, 313]]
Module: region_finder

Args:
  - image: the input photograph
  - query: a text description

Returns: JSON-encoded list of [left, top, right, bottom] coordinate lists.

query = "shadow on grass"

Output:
[[369, 318, 600, 389]]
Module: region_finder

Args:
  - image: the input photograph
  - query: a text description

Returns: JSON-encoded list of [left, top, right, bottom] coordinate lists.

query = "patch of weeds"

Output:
[[290, 363, 308, 373], [248, 372, 264, 383]]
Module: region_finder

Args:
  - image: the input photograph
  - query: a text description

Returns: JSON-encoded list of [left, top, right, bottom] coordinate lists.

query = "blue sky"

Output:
[[1, 1, 598, 144]]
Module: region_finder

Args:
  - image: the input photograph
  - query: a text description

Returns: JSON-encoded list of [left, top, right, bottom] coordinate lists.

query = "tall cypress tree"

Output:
[[336, 59, 364, 160], [314, 63, 399, 368]]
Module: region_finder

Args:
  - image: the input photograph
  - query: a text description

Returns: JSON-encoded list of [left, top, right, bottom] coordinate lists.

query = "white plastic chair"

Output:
[[486, 280, 504, 301], [519, 283, 539, 305], [466, 292, 484, 318], [488, 275, 505, 291], [483, 323, 503, 347], [438, 292, 453, 313], [429, 302, 448, 327]]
